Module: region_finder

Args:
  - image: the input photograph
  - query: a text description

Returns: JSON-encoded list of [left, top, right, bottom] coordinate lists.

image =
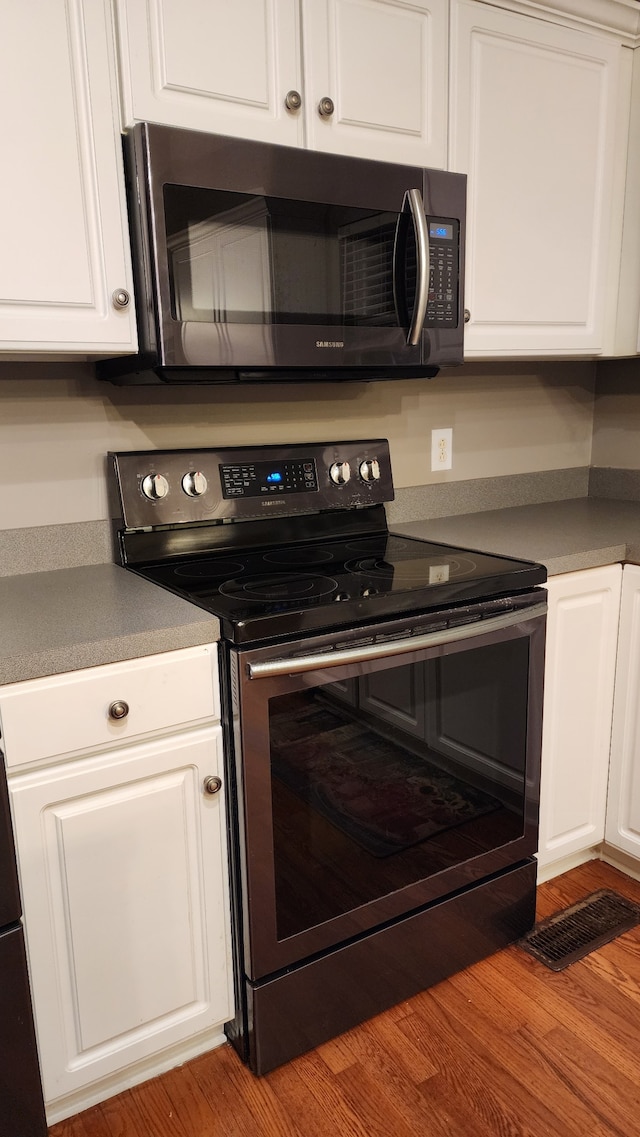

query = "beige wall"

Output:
[[0, 358, 595, 530], [592, 358, 640, 467]]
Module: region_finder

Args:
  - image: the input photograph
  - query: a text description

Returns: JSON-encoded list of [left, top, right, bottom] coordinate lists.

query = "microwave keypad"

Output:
[[425, 217, 459, 328]]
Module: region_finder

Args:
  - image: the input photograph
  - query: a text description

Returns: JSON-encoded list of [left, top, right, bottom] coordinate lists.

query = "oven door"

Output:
[[226, 592, 546, 980]]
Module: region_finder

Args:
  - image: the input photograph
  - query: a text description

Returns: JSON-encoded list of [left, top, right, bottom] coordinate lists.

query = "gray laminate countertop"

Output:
[[0, 563, 220, 686], [3, 496, 640, 687], [392, 497, 640, 576]]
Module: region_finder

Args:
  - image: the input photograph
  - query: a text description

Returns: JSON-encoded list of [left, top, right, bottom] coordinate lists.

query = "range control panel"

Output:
[[221, 458, 319, 499], [110, 440, 393, 530]]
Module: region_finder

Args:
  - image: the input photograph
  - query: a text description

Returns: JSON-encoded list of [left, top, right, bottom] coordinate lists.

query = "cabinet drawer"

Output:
[[0, 646, 219, 768]]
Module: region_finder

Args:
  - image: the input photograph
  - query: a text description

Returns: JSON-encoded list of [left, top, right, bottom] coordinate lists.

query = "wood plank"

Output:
[[397, 990, 602, 1137], [521, 1021, 640, 1135]]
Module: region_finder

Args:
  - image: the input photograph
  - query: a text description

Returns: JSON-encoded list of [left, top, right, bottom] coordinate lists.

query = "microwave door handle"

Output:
[[246, 602, 548, 678], [406, 188, 430, 346]]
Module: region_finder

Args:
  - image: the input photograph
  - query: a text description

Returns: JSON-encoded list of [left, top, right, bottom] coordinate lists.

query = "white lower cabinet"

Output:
[[1, 646, 233, 1121], [605, 564, 640, 860], [537, 565, 622, 874]]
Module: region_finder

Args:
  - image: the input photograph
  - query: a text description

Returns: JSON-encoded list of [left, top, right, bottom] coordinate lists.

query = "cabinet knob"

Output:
[[318, 96, 335, 118], [464, 308, 471, 324], [284, 89, 302, 112], [112, 288, 131, 310], [108, 700, 129, 721], [203, 775, 223, 796]]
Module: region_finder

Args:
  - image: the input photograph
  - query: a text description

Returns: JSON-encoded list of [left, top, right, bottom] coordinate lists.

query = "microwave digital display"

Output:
[[429, 222, 453, 240]]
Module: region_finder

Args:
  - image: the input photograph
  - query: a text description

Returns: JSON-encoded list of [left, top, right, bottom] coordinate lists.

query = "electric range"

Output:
[[109, 439, 547, 1075]]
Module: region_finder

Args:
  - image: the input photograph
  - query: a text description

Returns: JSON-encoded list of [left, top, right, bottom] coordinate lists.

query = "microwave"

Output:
[[98, 124, 466, 386]]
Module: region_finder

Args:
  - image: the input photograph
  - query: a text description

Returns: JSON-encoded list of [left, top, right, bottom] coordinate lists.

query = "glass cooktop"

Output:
[[132, 531, 547, 644]]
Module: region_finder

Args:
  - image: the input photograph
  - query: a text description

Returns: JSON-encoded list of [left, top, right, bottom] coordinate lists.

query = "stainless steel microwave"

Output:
[[98, 123, 466, 386]]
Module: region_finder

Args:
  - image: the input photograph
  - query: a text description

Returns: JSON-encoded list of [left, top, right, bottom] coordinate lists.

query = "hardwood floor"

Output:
[[49, 860, 640, 1137]]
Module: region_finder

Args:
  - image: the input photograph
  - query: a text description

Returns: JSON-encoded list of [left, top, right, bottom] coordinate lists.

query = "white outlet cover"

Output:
[[431, 427, 452, 471]]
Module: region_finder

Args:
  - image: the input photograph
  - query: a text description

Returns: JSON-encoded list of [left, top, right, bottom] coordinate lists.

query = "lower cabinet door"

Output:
[[8, 726, 233, 1103], [537, 565, 622, 871], [606, 564, 640, 859]]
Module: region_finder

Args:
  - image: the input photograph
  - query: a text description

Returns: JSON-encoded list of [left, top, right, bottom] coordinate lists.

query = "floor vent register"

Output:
[[517, 888, 640, 971]]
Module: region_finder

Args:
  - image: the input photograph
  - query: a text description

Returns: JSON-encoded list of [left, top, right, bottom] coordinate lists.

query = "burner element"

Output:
[[345, 537, 412, 554], [263, 547, 334, 567], [345, 553, 478, 585], [174, 558, 246, 579], [219, 574, 338, 605]]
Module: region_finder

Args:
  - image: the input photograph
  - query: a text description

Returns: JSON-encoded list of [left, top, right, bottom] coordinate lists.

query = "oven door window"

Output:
[[267, 637, 531, 942]]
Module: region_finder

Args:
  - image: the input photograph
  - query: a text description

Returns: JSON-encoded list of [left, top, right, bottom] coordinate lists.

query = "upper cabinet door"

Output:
[[116, 0, 448, 167], [0, 0, 137, 352], [450, 0, 625, 356], [115, 0, 304, 145], [302, 0, 448, 167]]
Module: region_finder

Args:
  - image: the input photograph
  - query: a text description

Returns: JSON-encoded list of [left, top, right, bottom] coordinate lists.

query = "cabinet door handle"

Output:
[[112, 288, 131, 309], [203, 775, 222, 795], [285, 89, 302, 111], [108, 700, 129, 721], [318, 96, 335, 117]]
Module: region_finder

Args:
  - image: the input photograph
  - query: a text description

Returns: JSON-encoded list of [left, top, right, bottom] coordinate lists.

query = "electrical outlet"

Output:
[[431, 427, 453, 471]]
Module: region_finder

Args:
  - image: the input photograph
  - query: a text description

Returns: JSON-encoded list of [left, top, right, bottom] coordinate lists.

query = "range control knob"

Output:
[[359, 458, 381, 483], [329, 460, 351, 486], [182, 470, 208, 497], [141, 473, 169, 501]]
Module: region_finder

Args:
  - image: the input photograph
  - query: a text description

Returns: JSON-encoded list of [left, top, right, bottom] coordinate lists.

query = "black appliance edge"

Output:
[[0, 754, 47, 1136], [0, 926, 48, 1137], [225, 858, 537, 1075]]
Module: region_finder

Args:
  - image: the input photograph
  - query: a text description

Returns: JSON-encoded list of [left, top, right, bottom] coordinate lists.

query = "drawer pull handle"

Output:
[[108, 700, 130, 721], [203, 775, 222, 796]]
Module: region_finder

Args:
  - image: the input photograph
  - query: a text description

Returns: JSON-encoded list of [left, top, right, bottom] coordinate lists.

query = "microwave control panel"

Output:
[[425, 217, 459, 328]]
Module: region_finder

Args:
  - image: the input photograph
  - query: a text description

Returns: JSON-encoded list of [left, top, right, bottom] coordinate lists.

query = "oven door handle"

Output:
[[246, 601, 547, 679]]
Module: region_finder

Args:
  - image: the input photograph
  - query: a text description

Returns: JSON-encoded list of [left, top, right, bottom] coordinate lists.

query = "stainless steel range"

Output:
[[109, 440, 547, 1075]]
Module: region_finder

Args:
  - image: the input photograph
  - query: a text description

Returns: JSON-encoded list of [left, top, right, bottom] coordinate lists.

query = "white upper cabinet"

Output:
[[301, 0, 447, 165], [114, 0, 304, 146], [0, 0, 137, 353], [450, 0, 630, 357], [115, 0, 448, 167]]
